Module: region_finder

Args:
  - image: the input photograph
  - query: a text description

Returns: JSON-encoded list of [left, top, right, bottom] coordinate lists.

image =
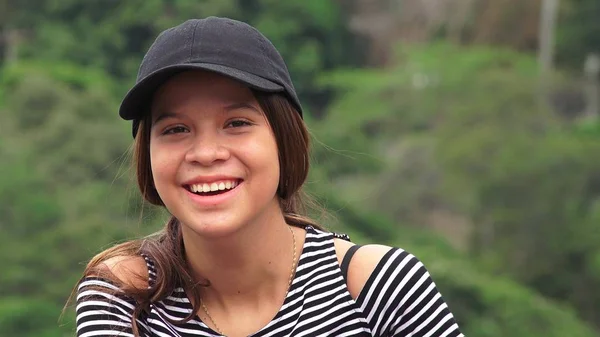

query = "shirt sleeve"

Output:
[[75, 277, 150, 337], [356, 248, 464, 337]]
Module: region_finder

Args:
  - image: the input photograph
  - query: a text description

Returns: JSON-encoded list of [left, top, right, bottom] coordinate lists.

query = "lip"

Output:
[[184, 180, 243, 207], [182, 175, 242, 186]]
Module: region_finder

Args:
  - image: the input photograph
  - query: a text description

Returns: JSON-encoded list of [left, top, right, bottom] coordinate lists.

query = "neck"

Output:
[[181, 208, 300, 308]]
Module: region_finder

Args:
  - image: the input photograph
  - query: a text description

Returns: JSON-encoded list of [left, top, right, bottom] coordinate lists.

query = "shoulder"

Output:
[[334, 239, 398, 299], [335, 237, 464, 336], [86, 255, 150, 290], [75, 255, 152, 336]]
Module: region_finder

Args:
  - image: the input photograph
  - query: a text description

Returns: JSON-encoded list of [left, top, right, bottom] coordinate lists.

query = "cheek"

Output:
[[241, 134, 280, 179], [149, 144, 178, 184]]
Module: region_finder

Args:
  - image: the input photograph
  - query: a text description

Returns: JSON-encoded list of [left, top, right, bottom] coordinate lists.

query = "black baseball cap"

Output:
[[119, 17, 303, 137]]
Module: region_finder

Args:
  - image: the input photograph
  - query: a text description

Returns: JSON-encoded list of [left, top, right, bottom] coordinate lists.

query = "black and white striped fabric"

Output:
[[76, 226, 463, 336]]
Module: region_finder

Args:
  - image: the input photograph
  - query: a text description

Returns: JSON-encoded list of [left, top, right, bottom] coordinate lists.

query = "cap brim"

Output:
[[119, 63, 284, 122]]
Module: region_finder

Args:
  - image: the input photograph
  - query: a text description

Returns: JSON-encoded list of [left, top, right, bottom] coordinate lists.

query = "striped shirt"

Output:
[[76, 226, 463, 336]]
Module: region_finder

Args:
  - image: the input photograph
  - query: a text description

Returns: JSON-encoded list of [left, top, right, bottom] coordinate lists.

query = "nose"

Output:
[[184, 130, 230, 166]]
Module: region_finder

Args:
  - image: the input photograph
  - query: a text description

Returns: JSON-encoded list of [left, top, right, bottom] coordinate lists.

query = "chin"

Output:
[[178, 211, 262, 240], [167, 192, 282, 240], [179, 216, 247, 239]]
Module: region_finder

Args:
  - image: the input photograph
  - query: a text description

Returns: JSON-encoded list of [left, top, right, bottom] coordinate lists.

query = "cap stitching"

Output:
[[257, 32, 272, 72], [257, 33, 282, 87], [190, 20, 202, 62]]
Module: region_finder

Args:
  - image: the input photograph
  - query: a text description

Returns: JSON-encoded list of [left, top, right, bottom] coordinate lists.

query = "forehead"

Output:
[[150, 70, 257, 114]]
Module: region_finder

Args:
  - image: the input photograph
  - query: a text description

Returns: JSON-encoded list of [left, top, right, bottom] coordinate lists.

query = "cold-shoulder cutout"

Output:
[[334, 239, 393, 299], [333, 236, 463, 336]]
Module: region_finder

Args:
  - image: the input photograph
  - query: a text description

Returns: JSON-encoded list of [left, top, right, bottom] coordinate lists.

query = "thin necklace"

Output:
[[200, 225, 297, 336]]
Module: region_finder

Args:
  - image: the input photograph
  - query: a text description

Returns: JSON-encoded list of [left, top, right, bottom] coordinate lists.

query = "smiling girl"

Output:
[[73, 17, 463, 337]]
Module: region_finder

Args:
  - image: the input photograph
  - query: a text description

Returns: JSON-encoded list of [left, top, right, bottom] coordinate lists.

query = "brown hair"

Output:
[[70, 92, 327, 336]]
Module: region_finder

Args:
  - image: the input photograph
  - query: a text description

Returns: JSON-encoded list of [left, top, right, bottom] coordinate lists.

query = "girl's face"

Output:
[[149, 70, 281, 238]]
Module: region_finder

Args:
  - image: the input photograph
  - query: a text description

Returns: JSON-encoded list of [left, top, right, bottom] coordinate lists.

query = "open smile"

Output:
[[184, 179, 243, 197]]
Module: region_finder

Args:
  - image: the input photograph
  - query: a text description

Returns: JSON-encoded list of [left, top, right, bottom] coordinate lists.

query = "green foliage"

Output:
[[0, 155, 62, 233], [557, 0, 600, 68], [0, 60, 117, 100], [430, 259, 598, 337], [320, 42, 600, 329], [332, 198, 599, 337], [1, 67, 130, 185], [0, 63, 153, 337], [8, 0, 239, 79], [0, 298, 67, 337], [241, 0, 364, 113], [6, 0, 362, 115]]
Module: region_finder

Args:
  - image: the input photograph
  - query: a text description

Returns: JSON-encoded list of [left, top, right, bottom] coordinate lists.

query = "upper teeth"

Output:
[[190, 180, 238, 193]]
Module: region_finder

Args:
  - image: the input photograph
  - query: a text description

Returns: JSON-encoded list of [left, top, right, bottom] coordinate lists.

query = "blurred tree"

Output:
[[0, 0, 6, 66], [4, 0, 365, 117], [318, 42, 600, 328], [0, 63, 153, 303], [0, 298, 66, 337], [6, 0, 239, 79], [1, 63, 129, 186], [556, 0, 600, 69], [238, 0, 366, 116]]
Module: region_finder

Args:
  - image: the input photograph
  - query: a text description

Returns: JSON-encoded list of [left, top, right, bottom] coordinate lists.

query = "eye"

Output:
[[226, 119, 252, 128], [162, 126, 189, 135]]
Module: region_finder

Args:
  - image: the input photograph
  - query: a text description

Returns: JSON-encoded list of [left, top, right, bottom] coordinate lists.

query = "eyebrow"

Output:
[[152, 100, 261, 125], [223, 101, 261, 114], [152, 112, 178, 125]]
